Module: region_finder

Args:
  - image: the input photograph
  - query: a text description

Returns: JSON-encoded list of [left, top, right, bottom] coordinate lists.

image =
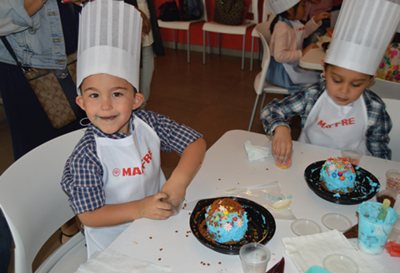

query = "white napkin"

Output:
[[282, 230, 380, 273], [75, 248, 171, 273], [244, 140, 271, 161]]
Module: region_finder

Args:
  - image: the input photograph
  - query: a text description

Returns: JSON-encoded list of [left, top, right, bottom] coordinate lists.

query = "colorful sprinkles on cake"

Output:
[[205, 198, 248, 244], [320, 157, 356, 194]]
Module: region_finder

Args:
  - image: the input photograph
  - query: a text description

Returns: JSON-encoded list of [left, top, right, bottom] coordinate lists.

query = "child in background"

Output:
[[266, 0, 330, 93], [302, 0, 335, 46], [261, 0, 400, 166], [60, 0, 206, 258]]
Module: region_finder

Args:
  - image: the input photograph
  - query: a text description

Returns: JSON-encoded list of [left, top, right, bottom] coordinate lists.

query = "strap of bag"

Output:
[[1, 36, 26, 71], [1, 36, 83, 119]]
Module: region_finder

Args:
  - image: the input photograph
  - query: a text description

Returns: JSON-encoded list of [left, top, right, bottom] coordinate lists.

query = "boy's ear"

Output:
[[132, 92, 145, 109], [76, 95, 86, 111]]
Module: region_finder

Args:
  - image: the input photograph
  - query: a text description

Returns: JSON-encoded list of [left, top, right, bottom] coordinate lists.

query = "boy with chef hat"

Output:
[[60, 0, 206, 258], [261, 0, 400, 167]]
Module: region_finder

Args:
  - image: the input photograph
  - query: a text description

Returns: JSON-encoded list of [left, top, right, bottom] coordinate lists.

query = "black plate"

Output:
[[189, 196, 276, 255], [304, 160, 380, 205]]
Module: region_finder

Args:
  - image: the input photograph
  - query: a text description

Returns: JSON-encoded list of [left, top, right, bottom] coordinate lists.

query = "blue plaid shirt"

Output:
[[260, 79, 392, 159], [61, 110, 202, 214]]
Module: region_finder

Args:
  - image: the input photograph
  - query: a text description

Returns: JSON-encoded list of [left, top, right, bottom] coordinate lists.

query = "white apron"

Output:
[[299, 92, 368, 154], [84, 117, 165, 258], [282, 20, 320, 84]]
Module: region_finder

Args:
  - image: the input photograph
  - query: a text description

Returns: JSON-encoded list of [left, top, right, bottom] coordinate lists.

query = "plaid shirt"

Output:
[[260, 79, 392, 159], [61, 110, 202, 214]]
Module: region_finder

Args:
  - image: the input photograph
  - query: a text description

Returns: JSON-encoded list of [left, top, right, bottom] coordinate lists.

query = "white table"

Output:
[[300, 47, 325, 71], [104, 130, 399, 272]]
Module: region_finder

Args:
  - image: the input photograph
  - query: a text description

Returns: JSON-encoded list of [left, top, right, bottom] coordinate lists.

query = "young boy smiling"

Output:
[[261, 0, 400, 166], [61, 0, 206, 258]]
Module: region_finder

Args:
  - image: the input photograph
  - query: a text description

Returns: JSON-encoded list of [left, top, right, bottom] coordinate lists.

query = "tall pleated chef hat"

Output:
[[325, 0, 400, 75], [268, 0, 300, 15], [76, 0, 142, 92]]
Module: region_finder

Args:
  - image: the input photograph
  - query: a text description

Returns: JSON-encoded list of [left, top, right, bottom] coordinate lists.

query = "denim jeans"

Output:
[[0, 214, 11, 273]]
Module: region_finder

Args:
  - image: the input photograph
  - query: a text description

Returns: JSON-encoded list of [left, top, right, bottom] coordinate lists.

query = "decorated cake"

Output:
[[320, 157, 356, 193], [205, 198, 248, 244]]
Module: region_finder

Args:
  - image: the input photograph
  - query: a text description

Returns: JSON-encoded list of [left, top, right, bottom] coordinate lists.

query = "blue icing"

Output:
[[205, 204, 248, 244], [333, 193, 341, 198], [320, 158, 356, 193]]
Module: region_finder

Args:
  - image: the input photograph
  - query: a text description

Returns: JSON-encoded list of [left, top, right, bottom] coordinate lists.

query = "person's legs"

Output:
[[139, 46, 155, 103], [0, 214, 12, 273]]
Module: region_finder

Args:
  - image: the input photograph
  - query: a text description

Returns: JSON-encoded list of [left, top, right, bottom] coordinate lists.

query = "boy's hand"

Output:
[[138, 192, 174, 220], [161, 183, 186, 214], [272, 126, 293, 164]]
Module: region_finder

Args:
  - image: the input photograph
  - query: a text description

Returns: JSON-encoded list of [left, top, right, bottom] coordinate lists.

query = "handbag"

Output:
[[158, 1, 181, 21], [214, 0, 245, 25], [1, 36, 81, 129]]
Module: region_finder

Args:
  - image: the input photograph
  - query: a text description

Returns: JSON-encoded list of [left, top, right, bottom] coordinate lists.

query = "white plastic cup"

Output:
[[239, 243, 270, 273]]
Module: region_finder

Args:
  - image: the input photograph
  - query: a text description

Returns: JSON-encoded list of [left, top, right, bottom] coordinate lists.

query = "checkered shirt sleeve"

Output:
[[60, 111, 203, 214]]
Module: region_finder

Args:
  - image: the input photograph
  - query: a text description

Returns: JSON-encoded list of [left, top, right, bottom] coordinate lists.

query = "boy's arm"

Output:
[[78, 191, 175, 227], [161, 138, 207, 208], [366, 101, 392, 160], [260, 91, 307, 135]]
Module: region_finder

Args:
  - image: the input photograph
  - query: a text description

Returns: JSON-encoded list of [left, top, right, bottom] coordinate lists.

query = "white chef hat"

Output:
[[268, 0, 300, 15], [325, 0, 400, 75], [76, 0, 142, 92]]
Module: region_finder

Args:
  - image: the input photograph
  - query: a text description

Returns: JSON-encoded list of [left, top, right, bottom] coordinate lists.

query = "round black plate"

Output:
[[304, 160, 380, 205], [189, 196, 276, 255]]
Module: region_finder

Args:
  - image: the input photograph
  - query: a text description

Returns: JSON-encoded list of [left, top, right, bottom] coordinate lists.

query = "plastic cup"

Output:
[[386, 169, 400, 194], [239, 243, 270, 273], [357, 201, 398, 254], [275, 158, 292, 169], [340, 150, 362, 165]]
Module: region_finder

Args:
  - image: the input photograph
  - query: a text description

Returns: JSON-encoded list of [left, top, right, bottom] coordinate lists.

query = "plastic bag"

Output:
[[224, 181, 296, 220]]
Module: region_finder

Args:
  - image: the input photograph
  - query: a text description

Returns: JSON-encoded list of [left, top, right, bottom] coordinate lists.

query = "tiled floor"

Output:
[[1, 48, 290, 272]]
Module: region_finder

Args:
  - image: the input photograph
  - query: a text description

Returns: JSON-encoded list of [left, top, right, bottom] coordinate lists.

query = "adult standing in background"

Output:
[[0, 0, 85, 160], [125, 0, 165, 104]]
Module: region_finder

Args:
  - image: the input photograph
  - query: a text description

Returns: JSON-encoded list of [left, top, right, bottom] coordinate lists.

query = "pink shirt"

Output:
[[270, 18, 320, 63]]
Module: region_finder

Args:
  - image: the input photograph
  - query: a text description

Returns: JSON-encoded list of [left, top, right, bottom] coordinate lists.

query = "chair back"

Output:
[[0, 129, 85, 273], [246, 0, 259, 24], [369, 78, 400, 100], [382, 98, 400, 162], [254, 18, 275, 95]]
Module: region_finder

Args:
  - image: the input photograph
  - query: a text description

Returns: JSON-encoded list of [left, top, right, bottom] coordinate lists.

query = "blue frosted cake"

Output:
[[320, 157, 356, 193], [205, 198, 248, 244]]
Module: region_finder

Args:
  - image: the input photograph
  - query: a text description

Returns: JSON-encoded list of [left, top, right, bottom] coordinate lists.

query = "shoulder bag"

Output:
[[1, 36, 81, 129]]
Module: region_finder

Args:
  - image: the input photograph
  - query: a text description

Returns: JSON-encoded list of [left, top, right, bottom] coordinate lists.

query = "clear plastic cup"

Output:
[[357, 201, 398, 254], [239, 243, 270, 273], [386, 169, 400, 194]]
